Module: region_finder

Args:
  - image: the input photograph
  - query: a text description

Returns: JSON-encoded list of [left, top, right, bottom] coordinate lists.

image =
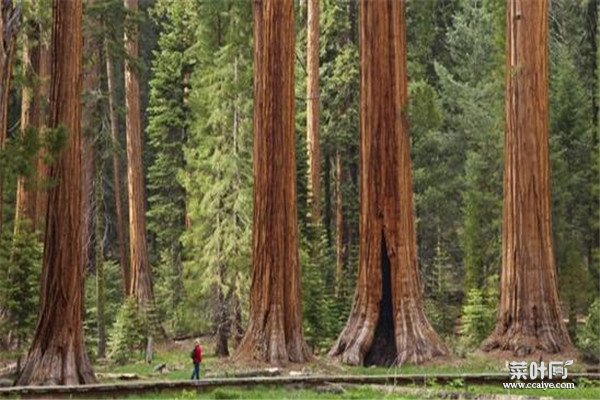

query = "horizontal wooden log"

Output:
[[0, 373, 598, 398]]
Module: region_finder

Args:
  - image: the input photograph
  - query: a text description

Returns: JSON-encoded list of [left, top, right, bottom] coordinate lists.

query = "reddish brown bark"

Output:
[[124, 0, 153, 306], [329, 0, 447, 366], [234, 0, 310, 365], [482, 0, 572, 356], [306, 0, 321, 222], [104, 34, 130, 295], [16, 0, 96, 385], [14, 28, 42, 232]]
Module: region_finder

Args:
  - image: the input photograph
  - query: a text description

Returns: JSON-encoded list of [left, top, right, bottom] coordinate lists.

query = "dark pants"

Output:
[[191, 362, 200, 380]]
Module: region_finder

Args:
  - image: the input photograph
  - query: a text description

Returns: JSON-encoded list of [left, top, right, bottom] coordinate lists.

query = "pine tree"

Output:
[[549, 28, 597, 337], [436, 0, 504, 293], [146, 0, 195, 335], [0, 221, 41, 369], [182, 0, 252, 356], [319, 0, 359, 302]]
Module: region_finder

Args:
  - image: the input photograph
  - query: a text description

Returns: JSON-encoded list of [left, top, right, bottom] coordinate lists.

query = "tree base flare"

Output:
[[234, 324, 312, 366], [329, 238, 448, 367], [16, 342, 96, 386], [482, 326, 573, 357]]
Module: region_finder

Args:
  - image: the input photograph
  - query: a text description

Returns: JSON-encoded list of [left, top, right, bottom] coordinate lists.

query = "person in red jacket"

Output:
[[190, 339, 202, 380]]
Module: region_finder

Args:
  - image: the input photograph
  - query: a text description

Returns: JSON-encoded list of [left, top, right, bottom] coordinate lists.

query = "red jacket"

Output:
[[193, 345, 202, 363]]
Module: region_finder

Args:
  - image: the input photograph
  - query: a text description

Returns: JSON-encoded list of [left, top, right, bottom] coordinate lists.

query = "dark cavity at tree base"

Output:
[[329, 237, 448, 366]]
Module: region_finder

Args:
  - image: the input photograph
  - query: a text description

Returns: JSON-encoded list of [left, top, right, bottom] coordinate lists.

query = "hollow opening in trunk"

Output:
[[364, 233, 397, 366]]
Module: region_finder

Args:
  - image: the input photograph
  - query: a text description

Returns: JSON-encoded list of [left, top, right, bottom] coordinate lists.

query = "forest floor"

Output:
[[91, 338, 591, 381], [1, 339, 599, 399], [86, 339, 600, 399]]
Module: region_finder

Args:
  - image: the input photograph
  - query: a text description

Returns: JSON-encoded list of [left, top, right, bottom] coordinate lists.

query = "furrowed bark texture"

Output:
[[306, 0, 321, 222], [104, 34, 130, 295], [482, 0, 572, 356], [329, 0, 447, 366], [16, 0, 96, 385], [124, 0, 153, 306], [234, 0, 310, 365]]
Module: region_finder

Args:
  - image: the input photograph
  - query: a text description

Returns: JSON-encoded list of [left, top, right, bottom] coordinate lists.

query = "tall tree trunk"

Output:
[[482, 0, 572, 356], [334, 150, 345, 297], [14, 25, 42, 233], [95, 163, 106, 359], [16, 0, 96, 385], [124, 0, 154, 363], [104, 32, 130, 295], [215, 264, 230, 358], [0, 1, 21, 236], [232, 276, 244, 348], [124, 0, 153, 306], [82, 13, 100, 275], [329, 0, 447, 366], [306, 0, 321, 222], [234, 0, 309, 365], [34, 46, 51, 230]]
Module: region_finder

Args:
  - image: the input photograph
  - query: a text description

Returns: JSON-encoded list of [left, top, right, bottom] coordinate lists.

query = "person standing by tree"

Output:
[[190, 339, 202, 380]]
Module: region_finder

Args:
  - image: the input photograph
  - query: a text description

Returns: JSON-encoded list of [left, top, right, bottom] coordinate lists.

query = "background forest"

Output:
[[0, 0, 598, 372]]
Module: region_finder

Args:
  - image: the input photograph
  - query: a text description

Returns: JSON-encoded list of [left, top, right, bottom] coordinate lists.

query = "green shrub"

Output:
[[577, 298, 600, 363], [460, 288, 495, 349], [0, 222, 42, 351], [108, 298, 146, 364]]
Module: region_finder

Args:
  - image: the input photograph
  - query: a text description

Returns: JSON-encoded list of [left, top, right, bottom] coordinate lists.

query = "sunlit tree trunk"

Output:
[[234, 0, 310, 365], [16, 0, 96, 385], [104, 33, 130, 295], [306, 0, 321, 222], [482, 0, 572, 356], [329, 0, 447, 366]]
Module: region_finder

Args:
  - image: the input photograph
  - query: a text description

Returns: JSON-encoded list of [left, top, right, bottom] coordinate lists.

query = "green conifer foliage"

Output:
[[0, 220, 41, 355], [182, 0, 252, 344], [436, 0, 504, 293], [146, 0, 197, 334]]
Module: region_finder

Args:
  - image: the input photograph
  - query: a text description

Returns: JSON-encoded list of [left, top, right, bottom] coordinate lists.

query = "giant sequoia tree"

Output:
[[329, 0, 447, 366], [482, 0, 572, 356], [17, 0, 96, 385], [234, 0, 310, 364], [124, 0, 153, 305]]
